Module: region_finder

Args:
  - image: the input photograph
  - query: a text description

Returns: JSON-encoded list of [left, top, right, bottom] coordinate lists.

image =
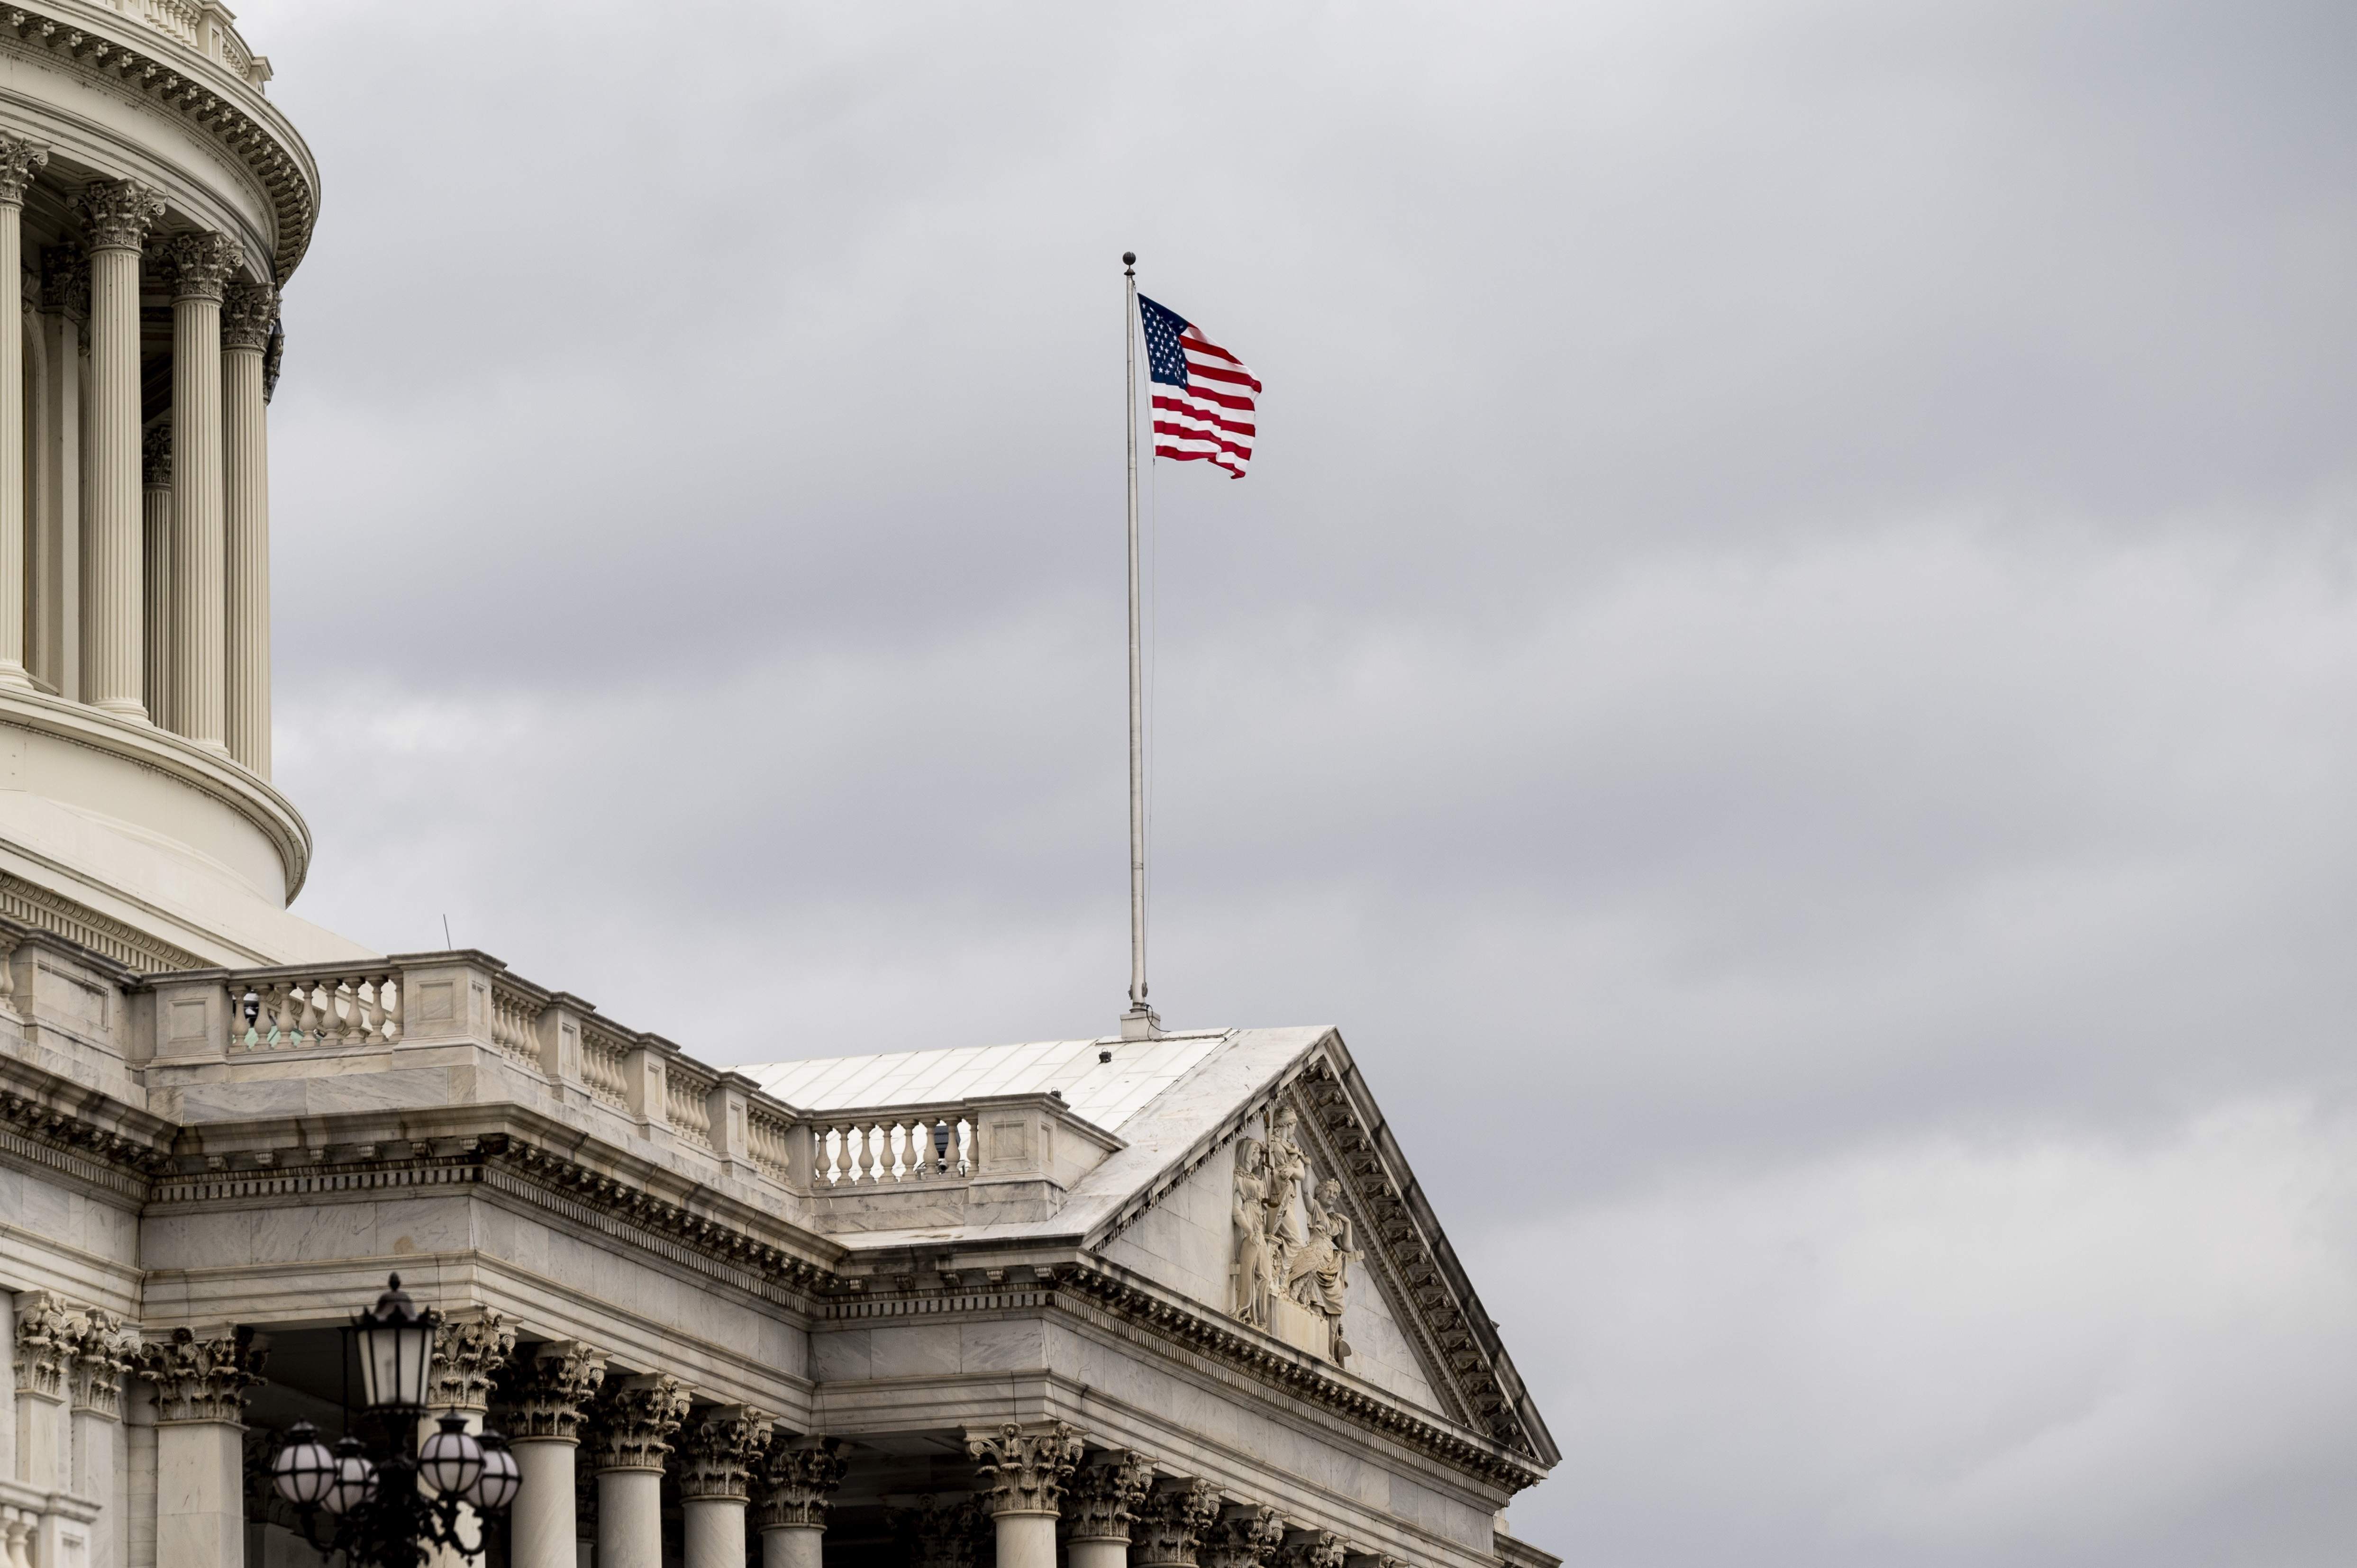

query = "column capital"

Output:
[[143, 420, 172, 488], [1132, 1480, 1224, 1568], [679, 1405, 774, 1502], [11, 1290, 80, 1400], [0, 135, 48, 207], [1202, 1506, 1286, 1568], [136, 1326, 266, 1424], [39, 244, 87, 324], [159, 231, 244, 304], [74, 180, 164, 254], [500, 1340, 608, 1443], [222, 279, 278, 352], [428, 1310, 517, 1414], [1064, 1450, 1156, 1545], [586, 1372, 690, 1474], [1277, 1532, 1347, 1568], [755, 1436, 846, 1531], [69, 1307, 138, 1418], [966, 1420, 1083, 1519]]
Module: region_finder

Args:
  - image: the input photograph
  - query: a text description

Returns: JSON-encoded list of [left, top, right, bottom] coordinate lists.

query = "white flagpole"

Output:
[[1121, 251, 1159, 1041]]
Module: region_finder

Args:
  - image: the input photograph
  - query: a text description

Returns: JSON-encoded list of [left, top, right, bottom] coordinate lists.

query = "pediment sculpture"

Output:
[[1230, 1106, 1361, 1365]]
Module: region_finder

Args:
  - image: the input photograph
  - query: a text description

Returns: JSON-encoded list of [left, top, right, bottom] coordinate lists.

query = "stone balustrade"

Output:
[[0, 927, 1130, 1231]]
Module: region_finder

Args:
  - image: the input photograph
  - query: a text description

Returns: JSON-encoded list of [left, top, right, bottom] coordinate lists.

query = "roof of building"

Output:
[[740, 1028, 1234, 1133]]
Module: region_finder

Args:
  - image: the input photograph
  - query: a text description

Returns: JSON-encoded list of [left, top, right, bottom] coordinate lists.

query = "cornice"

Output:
[[0, 2, 319, 282], [0, 1051, 176, 1204], [1047, 1262, 1547, 1496]]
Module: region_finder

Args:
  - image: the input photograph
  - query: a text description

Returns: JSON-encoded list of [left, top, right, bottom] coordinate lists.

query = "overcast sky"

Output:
[[230, 1, 2357, 1562]]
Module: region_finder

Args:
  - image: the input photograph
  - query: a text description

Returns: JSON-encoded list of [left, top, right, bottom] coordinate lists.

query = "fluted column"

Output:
[[69, 1310, 137, 1568], [588, 1374, 689, 1568], [33, 246, 87, 696], [141, 421, 172, 725], [0, 137, 48, 686], [135, 1327, 265, 1568], [679, 1407, 773, 1568], [1133, 1482, 1224, 1568], [755, 1436, 845, 1568], [220, 280, 274, 774], [1066, 1450, 1156, 1568], [423, 1313, 517, 1568], [74, 181, 162, 720], [160, 232, 239, 748], [967, 1421, 1083, 1568], [500, 1341, 608, 1568]]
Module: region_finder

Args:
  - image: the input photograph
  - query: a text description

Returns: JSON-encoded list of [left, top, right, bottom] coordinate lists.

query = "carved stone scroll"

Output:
[[678, 1405, 774, 1502], [500, 1340, 608, 1442], [966, 1420, 1083, 1517], [12, 1292, 78, 1399], [428, 1311, 517, 1414], [0, 136, 48, 206], [69, 1309, 137, 1417], [756, 1436, 847, 1531], [1065, 1450, 1156, 1545], [74, 181, 164, 254], [1132, 1480, 1224, 1568], [1202, 1506, 1286, 1568], [585, 1373, 689, 1473], [137, 1327, 266, 1423]]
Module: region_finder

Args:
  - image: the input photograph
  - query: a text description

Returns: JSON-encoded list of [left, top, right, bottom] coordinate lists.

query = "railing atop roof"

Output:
[[136, 948, 1123, 1225], [94, 0, 274, 89]]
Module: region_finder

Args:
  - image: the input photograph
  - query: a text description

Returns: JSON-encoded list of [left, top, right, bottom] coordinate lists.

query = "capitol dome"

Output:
[[0, 0, 362, 970]]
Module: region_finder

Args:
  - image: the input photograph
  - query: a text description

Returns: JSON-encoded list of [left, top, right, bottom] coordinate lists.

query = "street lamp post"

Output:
[[268, 1275, 522, 1568]]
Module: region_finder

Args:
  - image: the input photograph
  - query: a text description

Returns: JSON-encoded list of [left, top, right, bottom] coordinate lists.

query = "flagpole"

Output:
[[1121, 251, 1159, 1041]]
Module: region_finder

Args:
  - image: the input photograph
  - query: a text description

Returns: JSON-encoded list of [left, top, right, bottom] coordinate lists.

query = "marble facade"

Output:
[[0, 9, 1560, 1568]]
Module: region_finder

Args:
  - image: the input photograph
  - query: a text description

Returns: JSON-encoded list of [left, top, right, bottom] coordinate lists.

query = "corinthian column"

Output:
[[219, 280, 274, 774], [1135, 1480, 1223, 1568], [160, 232, 240, 748], [0, 136, 48, 686], [423, 1312, 517, 1568], [679, 1406, 773, 1568], [136, 1327, 266, 1568], [500, 1341, 608, 1568], [588, 1374, 689, 1568], [755, 1436, 845, 1568], [1066, 1450, 1156, 1568], [141, 421, 172, 724], [70, 1310, 137, 1568], [74, 180, 163, 720], [966, 1422, 1083, 1568]]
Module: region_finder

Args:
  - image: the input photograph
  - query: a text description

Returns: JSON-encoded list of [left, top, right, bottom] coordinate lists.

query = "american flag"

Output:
[[1138, 294, 1260, 478]]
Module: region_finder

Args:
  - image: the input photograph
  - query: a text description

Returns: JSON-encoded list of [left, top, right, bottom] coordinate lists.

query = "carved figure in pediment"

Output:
[[1230, 1136, 1276, 1327], [1263, 1106, 1311, 1282], [1287, 1177, 1362, 1366]]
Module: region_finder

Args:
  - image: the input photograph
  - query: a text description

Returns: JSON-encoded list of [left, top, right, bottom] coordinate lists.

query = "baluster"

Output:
[[819, 1126, 840, 1186], [268, 983, 294, 1044], [956, 1117, 973, 1176], [379, 975, 402, 1042], [338, 980, 365, 1044], [356, 976, 383, 1042], [896, 1122, 919, 1182], [292, 980, 319, 1042]]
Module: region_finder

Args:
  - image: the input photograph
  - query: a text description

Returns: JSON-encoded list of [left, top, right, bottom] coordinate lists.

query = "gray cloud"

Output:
[[241, 0, 2357, 1560]]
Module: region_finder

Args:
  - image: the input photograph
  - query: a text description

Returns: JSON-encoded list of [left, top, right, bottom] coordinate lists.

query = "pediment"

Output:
[[1088, 1032, 1558, 1468]]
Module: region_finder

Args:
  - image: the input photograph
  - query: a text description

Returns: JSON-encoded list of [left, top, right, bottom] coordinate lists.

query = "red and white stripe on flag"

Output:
[[1138, 294, 1260, 478]]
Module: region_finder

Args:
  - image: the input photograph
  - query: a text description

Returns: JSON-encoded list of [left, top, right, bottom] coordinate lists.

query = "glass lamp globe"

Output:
[[349, 1274, 439, 1412], [417, 1413, 486, 1499], [269, 1422, 338, 1509], [465, 1432, 522, 1514], [320, 1439, 379, 1516]]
